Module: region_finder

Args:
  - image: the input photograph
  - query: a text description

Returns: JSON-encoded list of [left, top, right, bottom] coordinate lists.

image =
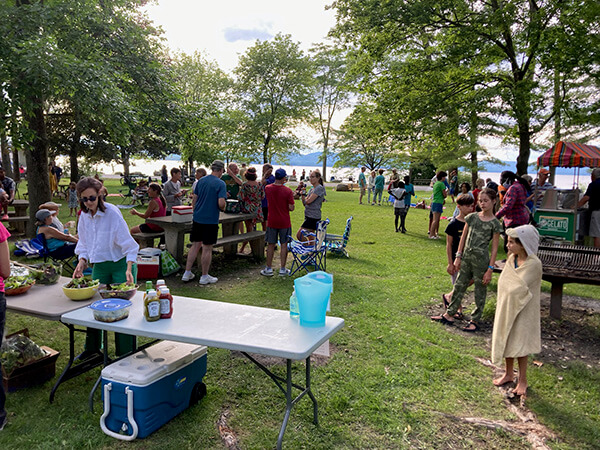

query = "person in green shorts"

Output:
[[74, 177, 140, 356], [429, 171, 448, 239]]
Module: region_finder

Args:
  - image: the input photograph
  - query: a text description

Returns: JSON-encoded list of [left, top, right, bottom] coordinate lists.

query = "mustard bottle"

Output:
[[144, 289, 160, 321]]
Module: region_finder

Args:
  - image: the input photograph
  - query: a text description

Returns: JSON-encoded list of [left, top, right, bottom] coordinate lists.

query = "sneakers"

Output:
[[181, 271, 195, 282], [1, 214, 8, 221], [199, 274, 218, 285], [279, 268, 290, 277], [261, 267, 274, 277]]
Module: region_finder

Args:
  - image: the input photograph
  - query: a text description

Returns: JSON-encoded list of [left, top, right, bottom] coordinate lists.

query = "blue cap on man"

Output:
[[275, 168, 287, 180]]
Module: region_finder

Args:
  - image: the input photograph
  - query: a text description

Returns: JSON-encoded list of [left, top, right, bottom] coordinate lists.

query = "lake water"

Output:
[[87, 158, 592, 191]]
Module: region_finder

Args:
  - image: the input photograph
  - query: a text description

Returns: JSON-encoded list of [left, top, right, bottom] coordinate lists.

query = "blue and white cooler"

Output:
[[100, 340, 207, 440]]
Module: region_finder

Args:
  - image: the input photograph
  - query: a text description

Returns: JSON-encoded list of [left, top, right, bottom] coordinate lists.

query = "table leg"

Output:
[[164, 230, 185, 262], [550, 281, 564, 319], [221, 222, 238, 255], [50, 324, 104, 403], [241, 352, 318, 449]]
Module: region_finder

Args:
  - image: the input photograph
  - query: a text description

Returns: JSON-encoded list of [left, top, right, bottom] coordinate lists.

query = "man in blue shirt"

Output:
[[182, 160, 227, 284]]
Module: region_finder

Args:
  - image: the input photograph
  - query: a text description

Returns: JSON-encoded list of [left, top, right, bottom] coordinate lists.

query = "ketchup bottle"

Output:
[[159, 287, 173, 319]]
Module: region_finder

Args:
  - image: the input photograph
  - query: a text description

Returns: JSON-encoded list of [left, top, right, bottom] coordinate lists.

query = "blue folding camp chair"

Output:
[[36, 233, 77, 275], [325, 216, 353, 258], [288, 219, 329, 276]]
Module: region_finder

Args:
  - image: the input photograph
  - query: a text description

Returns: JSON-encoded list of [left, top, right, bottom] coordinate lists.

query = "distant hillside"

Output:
[[480, 160, 574, 175]]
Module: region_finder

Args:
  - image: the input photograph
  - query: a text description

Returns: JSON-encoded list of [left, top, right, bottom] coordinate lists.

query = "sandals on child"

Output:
[[431, 314, 454, 326], [462, 321, 480, 332]]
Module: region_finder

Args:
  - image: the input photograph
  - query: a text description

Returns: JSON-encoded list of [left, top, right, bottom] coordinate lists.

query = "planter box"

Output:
[[1, 329, 60, 393]]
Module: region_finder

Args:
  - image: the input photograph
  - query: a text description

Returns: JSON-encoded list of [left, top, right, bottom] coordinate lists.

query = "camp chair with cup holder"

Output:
[[287, 219, 329, 276]]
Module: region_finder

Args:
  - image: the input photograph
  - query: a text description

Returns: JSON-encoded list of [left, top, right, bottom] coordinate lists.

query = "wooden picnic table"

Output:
[[11, 199, 29, 216], [147, 211, 261, 262], [6, 199, 30, 233]]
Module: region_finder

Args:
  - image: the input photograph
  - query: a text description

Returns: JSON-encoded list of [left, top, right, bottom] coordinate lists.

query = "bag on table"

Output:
[[160, 249, 180, 276]]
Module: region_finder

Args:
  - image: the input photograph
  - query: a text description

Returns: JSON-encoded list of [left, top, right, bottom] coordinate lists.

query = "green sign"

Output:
[[534, 209, 576, 242]]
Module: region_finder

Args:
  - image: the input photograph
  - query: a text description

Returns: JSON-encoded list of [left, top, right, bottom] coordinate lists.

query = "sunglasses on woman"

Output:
[[81, 196, 97, 203]]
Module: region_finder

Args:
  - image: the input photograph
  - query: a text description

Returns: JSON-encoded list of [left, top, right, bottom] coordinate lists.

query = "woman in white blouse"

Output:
[[73, 177, 139, 355]]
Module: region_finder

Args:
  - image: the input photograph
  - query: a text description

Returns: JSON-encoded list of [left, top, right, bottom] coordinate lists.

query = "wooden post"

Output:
[[549, 281, 563, 320]]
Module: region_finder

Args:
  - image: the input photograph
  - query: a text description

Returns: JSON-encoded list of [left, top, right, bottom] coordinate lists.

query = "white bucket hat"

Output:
[[506, 224, 540, 256]]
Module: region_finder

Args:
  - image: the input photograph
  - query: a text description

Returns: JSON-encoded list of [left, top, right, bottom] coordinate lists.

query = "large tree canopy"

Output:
[[333, 0, 600, 175], [235, 33, 314, 164], [0, 0, 176, 234]]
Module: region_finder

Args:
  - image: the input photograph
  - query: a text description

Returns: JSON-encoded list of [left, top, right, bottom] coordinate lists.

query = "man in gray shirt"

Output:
[[163, 167, 186, 214]]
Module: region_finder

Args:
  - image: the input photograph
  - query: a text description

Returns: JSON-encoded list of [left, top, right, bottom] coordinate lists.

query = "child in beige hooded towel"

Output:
[[492, 224, 542, 396]]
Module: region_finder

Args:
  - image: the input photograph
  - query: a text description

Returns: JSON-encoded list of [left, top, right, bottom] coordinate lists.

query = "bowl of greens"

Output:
[[98, 283, 138, 300], [62, 276, 100, 301], [5, 275, 36, 296], [29, 263, 61, 285]]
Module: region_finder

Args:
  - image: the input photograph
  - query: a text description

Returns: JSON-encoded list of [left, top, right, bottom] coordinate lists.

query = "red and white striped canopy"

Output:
[[537, 141, 600, 168]]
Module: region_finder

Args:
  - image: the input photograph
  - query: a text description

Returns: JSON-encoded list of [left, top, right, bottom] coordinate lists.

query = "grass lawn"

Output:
[[1, 178, 599, 449]]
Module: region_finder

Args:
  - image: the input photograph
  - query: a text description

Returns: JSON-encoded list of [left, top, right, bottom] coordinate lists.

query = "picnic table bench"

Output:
[[494, 243, 600, 319], [147, 212, 263, 262], [131, 231, 165, 248], [5, 199, 30, 234]]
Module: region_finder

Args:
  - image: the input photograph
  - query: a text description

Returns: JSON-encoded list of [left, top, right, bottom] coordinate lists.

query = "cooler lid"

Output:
[[172, 205, 193, 214], [138, 247, 162, 257], [101, 340, 207, 385]]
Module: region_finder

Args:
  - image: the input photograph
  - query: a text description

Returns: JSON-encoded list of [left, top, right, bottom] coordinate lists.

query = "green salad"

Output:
[[105, 282, 137, 291], [5, 275, 35, 290], [65, 276, 100, 289]]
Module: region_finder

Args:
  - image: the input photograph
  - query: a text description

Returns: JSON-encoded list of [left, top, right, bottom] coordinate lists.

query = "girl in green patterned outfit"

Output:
[[432, 188, 502, 331]]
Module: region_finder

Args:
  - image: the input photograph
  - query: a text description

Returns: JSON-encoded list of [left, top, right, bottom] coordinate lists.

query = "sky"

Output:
[[143, 1, 530, 161], [144, 0, 337, 74]]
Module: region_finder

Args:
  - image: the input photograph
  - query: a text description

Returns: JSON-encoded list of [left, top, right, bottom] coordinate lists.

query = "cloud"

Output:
[[223, 27, 273, 42]]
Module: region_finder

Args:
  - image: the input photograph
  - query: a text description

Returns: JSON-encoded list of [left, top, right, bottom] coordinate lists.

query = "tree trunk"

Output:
[[1, 134, 12, 177], [122, 149, 130, 177], [550, 69, 561, 185], [12, 147, 20, 183], [24, 99, 51, 237], [321, 141, 328, 181], [514, 78, 531, 176], [516, 123, 530, 176], [69, 129, 81, 182]]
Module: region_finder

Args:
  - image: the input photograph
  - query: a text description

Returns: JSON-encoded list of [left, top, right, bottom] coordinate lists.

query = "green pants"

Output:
[[85, 258, 138, 356], [447, 252, 489, 322]]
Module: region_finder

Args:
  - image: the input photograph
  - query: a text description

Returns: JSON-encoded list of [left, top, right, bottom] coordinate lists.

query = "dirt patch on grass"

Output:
[[427, 292, 600, 369]]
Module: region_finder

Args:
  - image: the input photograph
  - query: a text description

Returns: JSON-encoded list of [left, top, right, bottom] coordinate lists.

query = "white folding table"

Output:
[[61, 293, 344, 449]]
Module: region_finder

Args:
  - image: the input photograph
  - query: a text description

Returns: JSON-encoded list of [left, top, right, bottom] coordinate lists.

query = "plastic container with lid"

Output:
[[144, 290, 160, 322], [159, 287, 173, 319], [90, 299, 132, 323]]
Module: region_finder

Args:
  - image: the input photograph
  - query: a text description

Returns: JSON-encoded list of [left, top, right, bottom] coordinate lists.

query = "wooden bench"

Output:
[[132, 231, 165, 249], [6, 216, 29, 234], [192, 230, 266, 263]]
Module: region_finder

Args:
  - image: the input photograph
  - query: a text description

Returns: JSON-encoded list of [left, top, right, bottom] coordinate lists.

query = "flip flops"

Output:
[[431, 314, 454, 326], [442, 294, 450, 309], [462, 321, 480, 332]]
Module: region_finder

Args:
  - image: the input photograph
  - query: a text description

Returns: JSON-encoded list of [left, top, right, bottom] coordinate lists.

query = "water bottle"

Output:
[[289, 290, 299, 318]]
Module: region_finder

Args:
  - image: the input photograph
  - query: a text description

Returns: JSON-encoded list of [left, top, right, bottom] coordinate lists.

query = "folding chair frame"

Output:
[[288, 219, 329, 276], [36, 233, 77, 276]]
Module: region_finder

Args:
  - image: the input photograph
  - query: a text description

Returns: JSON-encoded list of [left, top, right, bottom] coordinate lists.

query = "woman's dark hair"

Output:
[[311, 170, 324, 186], [500, 170, 530, 191], [244, 167, 257, 181], [77, 177, 106, 213], [460, 182, 471, 192], [149, 183, 166, 208]]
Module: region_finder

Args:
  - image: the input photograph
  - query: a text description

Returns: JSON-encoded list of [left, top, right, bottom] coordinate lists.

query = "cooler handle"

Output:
[[100, 383, 139, 441]]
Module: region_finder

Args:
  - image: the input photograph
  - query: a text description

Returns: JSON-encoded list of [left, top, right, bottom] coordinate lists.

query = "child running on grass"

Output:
[[431, 188, 502, 331], [442, 194, 475, 317]]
